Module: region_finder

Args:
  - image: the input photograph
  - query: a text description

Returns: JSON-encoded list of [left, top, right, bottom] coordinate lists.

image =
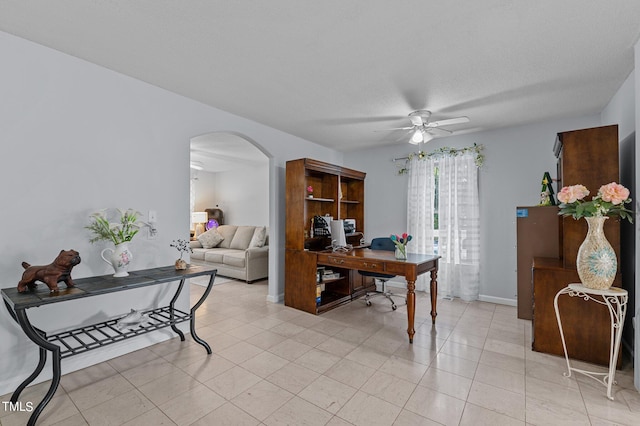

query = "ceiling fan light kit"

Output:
[[384, 110, 470, 145], [411, 129, 423, 143], [409, 130, 435, 145]]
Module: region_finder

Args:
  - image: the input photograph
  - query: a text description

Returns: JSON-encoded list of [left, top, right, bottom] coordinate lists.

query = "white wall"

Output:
[[345, 115, 602, 304], [601, 69, 636, 377], [199, 165, 270, 226], [602, 70, 636, 141], [0, 31, 340, 395], [193, 170, 218, 213]]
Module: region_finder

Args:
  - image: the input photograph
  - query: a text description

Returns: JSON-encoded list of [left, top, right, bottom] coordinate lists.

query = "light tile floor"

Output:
[[1, 278, 638, 425]]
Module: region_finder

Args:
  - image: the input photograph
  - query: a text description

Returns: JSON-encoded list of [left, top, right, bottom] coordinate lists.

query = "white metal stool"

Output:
[[553, 283, 628, 400]]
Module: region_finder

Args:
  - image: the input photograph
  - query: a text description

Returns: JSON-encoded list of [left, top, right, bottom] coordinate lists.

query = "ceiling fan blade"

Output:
[[428, 127, 452, 136], [373, 126, 414, 132], [427, 116, 470, 127], [394, 130, 413, 143]]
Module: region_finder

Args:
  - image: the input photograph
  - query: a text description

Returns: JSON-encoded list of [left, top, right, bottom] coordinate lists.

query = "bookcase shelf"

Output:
[[306, 197, 334, 202], [285, 158, 371, 314]]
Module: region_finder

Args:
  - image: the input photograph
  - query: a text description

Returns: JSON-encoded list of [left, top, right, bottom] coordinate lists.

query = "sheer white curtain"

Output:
[[406, 156, 435, 292], [407, 152, 480, 300]]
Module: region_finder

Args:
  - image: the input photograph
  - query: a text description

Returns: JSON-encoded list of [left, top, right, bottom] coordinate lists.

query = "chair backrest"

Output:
[[370, 237, 396, 252]]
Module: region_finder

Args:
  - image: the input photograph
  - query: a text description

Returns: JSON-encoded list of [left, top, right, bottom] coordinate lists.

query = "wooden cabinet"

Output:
[[532, 125, 621, 366], [532, 258, 619, 367], [285, 158, 371, 314], [516, 206, 561, 320], [554, 125, 620, 269]]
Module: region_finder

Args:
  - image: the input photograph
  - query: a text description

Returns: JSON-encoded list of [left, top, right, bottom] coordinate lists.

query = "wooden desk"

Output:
[[317, 249, 440, 343]]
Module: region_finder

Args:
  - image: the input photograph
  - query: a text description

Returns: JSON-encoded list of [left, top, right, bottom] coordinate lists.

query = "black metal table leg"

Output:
[[4, 300, 49, 403], [10, 346, 47, 404], [15, 309, 62, 426], [169, 278, 186, 341], [190, 271, 216, 354], [2, 265, 218, 424]]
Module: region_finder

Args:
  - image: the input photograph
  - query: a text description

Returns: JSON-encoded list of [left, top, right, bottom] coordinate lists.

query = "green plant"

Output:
[[397, 143, 485, 175], [86, 208, 144, 244]]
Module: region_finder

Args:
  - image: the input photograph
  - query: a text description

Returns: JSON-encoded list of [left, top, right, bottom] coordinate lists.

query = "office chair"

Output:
[[359, 237, 405, 310]]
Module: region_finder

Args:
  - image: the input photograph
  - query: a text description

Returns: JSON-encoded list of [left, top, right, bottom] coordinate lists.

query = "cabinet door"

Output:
[[515, 206, 561, 320], [557, 125, 620, 269], [532, 265, 618, 367], [284, 250, 319, 314]]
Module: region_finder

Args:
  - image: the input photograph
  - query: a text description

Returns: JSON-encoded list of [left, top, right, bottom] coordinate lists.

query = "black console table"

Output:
[[2, 265, 217, 426]]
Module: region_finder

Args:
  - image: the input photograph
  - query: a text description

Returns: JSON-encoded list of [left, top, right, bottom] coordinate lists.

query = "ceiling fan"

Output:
[[387, 110, 470, 144]]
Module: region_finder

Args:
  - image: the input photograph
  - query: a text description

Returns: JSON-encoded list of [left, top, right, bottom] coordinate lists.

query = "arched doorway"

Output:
[[190, 132, 274, 296]]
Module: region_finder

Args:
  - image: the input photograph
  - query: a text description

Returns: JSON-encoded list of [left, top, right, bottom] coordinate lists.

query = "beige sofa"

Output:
[[189, 225, 268, 283]]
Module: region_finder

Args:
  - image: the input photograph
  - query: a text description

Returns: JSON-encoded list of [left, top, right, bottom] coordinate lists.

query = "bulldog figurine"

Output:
[[17, 249, 81, 293]]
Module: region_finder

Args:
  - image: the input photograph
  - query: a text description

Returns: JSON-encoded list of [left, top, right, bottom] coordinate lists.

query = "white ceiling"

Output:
[[2, 1, 640, 152], [191, 133, 268, 173]]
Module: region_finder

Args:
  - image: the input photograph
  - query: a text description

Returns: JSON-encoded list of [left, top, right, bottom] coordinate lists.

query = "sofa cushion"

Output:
[[203, 249, 237, 264], [216, 225, 238, 248], [230, 226, 256, 250], [191, 248, 207, 260], [249, 226, 267, 248], [197, 229, 224, 249], [223, 251, 246, 268]]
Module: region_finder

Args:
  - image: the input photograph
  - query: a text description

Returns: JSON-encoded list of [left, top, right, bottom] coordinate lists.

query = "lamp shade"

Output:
[[411, 129, 423, 143], [191, 212, 208, 224]]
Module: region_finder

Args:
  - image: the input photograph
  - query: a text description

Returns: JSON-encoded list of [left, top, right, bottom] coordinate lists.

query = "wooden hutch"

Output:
[[285, 158, 374, 314], [531, 125, 621, 366]]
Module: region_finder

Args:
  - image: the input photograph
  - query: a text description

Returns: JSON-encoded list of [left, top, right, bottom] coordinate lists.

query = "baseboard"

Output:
[[267, 293, 283, 303], [478, 295, 517, 306], [386, 281, 517, 307]]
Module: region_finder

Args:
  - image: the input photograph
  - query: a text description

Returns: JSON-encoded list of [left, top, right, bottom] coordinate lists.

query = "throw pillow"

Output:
[[197, 229, 224, 249], [249, 226, 267, 248], [230, 226, 257, 250]]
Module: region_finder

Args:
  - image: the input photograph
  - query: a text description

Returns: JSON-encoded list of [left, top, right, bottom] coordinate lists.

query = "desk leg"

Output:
[[190, 272, 217, 354], [406, 280, 415, 343], [430, 269, 438, 324]]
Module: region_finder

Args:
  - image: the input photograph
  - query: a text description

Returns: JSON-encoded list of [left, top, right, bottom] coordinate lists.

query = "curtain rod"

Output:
[[393, 156, 409, 162]]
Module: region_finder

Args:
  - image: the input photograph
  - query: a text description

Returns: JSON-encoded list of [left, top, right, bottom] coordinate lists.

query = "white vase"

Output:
[[101, 243, 132, 277], [576, 216, 616, 290], [395, 246, 407, 260]]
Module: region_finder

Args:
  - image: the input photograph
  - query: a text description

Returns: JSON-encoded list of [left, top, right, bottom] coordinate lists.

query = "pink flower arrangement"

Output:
[[557, 185, 589, 204], [307, 185, 313, 194], [558, 182, 633, 222], [599, 182, 630, 205]]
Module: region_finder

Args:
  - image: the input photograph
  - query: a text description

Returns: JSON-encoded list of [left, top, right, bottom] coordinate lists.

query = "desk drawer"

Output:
[[320, 255, 385, 272], [385, 263, 408, 275]]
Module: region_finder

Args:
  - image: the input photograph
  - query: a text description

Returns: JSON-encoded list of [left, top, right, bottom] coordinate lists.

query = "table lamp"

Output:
[[191, 212, 208, 238]]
